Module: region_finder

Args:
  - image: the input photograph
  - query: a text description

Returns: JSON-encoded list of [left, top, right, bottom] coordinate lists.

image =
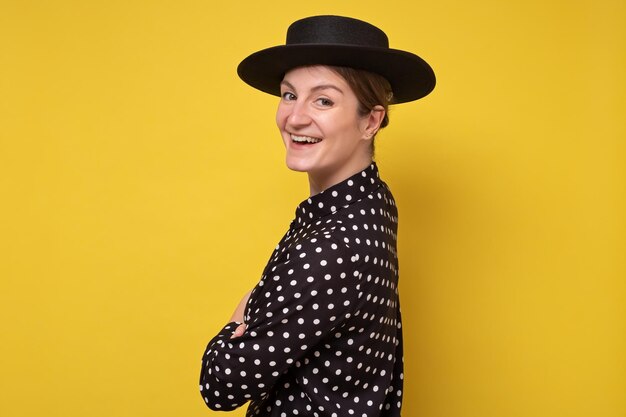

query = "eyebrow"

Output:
[[280, 80, 344, 95]]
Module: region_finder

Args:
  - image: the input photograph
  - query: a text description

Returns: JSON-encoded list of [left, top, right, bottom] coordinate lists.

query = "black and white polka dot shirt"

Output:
[[200, 163, 404, 416]]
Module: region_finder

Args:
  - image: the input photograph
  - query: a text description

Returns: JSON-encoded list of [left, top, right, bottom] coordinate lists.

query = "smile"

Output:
[[291, 134, 322, 144]]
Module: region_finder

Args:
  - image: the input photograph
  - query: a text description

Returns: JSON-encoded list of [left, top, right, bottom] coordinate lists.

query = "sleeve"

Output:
[[199, 236, 363, 411]]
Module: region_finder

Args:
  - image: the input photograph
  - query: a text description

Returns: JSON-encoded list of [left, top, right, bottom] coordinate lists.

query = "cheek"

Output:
[[275, 105, 288, 128], [324, 114, 362, 142]]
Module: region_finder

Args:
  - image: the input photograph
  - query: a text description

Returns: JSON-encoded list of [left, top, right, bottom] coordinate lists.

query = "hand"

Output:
[[228, 289, 252, 338], [230, 322, 247, 339]]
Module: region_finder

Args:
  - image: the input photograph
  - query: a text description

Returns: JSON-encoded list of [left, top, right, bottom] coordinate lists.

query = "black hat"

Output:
[[237, 15, 436, 103]]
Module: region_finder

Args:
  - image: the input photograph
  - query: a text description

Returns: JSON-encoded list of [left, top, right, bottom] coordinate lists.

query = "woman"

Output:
[[200, 15, 435, 416]]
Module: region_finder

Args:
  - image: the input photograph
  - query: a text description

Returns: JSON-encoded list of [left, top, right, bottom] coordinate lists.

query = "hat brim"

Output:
[[237, 44, 436, 103]]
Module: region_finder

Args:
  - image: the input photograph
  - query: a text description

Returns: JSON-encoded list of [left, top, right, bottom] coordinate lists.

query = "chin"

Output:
[[284, 152, 319, 173], [285, 158, 311, 173]]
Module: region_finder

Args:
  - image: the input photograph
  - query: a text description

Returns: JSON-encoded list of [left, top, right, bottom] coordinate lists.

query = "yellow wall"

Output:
[[1, 1, 624, 416]]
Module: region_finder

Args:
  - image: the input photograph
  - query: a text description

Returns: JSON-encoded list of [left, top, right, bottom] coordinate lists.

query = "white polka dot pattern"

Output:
[[200, 163, 404, 416]]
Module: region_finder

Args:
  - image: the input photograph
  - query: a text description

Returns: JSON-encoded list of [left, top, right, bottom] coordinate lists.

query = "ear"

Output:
[[361, 105, 386, 139]]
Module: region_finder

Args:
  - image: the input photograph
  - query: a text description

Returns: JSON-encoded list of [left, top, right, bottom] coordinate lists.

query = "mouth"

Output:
[[290, 134, 322, 144]]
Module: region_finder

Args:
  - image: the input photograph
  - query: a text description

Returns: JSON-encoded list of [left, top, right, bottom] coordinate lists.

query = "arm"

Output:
[[199, 238, 362, 411]]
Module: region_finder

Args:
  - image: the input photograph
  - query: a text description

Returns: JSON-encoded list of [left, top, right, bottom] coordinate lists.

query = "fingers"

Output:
[[230, 323, 247, 339]]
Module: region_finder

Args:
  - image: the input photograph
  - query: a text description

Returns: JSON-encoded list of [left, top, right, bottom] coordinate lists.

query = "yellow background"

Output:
[[1, 0, 624, 416]]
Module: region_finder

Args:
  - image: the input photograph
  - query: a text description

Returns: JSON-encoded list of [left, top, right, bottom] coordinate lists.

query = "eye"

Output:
[[281, 91, 296, 101], [316, 97, 334, 107]]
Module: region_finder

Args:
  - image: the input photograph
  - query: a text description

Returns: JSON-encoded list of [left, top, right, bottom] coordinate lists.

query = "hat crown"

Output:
[[286, 15, 389, 48]]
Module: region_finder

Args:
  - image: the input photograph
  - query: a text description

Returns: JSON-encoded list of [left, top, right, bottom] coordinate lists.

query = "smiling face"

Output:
[[276, 66, 383, 195]]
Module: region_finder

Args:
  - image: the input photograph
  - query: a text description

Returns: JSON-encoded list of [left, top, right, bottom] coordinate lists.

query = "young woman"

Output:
[[200, 15, 435, 416]]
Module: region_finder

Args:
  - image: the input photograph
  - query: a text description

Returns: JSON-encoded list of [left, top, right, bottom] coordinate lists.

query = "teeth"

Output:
[[291, 134, 322, 144]]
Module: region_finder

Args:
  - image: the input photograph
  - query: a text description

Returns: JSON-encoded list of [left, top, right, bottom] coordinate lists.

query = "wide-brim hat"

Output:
[[237, 15, 436, 104]]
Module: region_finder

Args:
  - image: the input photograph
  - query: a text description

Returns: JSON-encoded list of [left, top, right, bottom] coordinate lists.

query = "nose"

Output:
[[285, 101, 312, 129]]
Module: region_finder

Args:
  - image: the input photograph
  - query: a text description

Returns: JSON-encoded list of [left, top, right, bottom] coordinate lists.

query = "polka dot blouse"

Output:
[[200, 163, 404, 416]]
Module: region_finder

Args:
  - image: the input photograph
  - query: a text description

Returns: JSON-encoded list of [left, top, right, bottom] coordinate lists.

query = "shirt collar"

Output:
[[292, 163, 382, 229]]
